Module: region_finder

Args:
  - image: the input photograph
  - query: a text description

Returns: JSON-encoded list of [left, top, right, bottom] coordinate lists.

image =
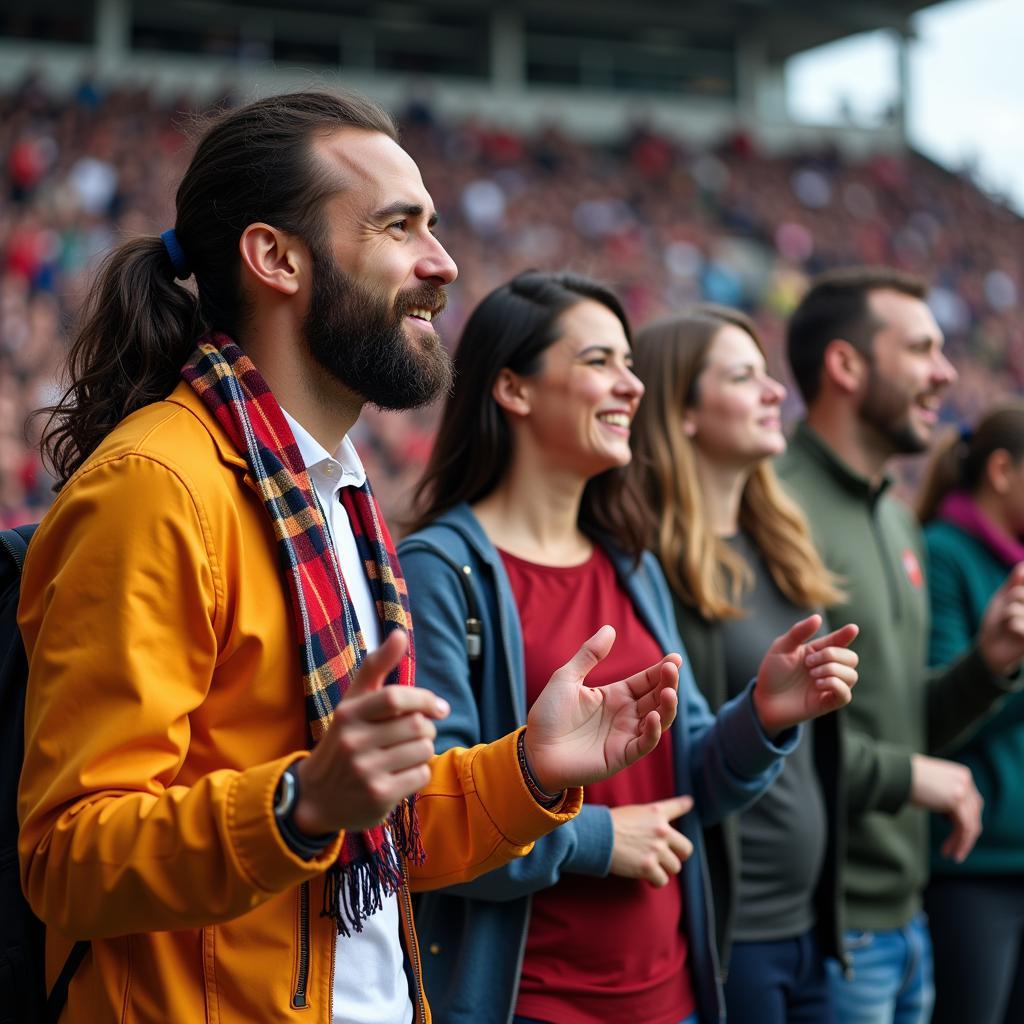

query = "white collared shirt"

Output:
[[282, 411, 413, 1024]]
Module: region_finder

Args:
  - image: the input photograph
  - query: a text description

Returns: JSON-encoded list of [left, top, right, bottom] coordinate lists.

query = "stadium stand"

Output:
[[1, 73, 1021, 526]]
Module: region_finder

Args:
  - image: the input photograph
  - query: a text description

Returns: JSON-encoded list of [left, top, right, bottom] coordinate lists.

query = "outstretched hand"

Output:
[[753, 615, 860, 738], [522, 625, 680, 795], [979, 562, 1024, 676]]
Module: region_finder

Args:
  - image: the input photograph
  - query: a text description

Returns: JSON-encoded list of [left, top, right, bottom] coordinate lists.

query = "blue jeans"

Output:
[[826, 913, 934, 1024], [724, 927, 835, 1023]]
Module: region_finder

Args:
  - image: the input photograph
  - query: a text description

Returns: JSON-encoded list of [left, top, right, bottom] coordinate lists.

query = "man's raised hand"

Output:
[[521, 625, 680, 795], [291, 630, 448, 836]]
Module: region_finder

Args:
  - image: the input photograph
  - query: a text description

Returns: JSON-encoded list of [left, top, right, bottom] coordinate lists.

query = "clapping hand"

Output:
[[521, 625, 681, 795], [979, 562, 1024, 676], [752, 615, 860, 738]]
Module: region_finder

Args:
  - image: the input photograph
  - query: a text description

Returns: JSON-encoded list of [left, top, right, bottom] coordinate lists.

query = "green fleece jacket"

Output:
[[777, 422, 1016, 931]]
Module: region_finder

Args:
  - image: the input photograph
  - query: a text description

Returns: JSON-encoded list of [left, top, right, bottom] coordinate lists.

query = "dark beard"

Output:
[[858, 361, 929, 455], [302, 247, 453, 411]]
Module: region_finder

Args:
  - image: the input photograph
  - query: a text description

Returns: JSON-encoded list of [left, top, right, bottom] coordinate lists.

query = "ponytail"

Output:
[[40, 236, 201, 487]]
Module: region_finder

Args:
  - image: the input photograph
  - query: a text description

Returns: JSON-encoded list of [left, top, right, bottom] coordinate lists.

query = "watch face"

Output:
[[275, 770, 297, 818]]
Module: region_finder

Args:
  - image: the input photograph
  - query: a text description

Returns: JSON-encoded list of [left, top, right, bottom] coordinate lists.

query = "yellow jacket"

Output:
[[18, 382, 581, 1023]]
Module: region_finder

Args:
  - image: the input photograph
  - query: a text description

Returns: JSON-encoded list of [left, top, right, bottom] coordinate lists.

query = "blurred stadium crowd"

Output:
[[2, 74, 1022, 526]]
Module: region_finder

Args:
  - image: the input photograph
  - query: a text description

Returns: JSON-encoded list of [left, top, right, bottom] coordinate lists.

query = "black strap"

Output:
[[45, 940, 89, 1023], [0, 523, 37, 571], [400, 538, 483, 665]]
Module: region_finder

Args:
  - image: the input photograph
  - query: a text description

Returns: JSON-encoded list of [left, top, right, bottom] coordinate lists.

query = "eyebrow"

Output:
[[576, 345, 632, 359], [906, 334, 944, 349], [372, 201, 439, 228]]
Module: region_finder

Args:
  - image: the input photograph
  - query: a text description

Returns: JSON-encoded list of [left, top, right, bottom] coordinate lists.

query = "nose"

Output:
[[763, 374, 787, 404], [416, 234, 458, 286], [933, 349, 957, 387], [617, 365, 645, 402]]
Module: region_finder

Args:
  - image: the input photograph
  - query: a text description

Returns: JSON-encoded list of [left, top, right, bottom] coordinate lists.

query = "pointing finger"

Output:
[[770, 614, 823, 655]]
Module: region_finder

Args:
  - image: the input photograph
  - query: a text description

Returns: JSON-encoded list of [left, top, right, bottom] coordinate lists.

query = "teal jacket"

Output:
[[925, 517, 1024, 874], [777, 423, 1017, 931]]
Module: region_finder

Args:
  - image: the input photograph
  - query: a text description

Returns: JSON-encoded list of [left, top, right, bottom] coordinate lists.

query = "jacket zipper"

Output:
[[399, 860, 427, 1024], [294, 881, 311, 1008]]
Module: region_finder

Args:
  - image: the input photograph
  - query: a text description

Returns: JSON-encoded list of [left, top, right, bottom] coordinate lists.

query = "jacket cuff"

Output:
[[227, 753, 344, 893], [563, 804, 615, 877], [966, 645, 1024, 694], [873, 745, 915, 813], [718, 681, 800, 778], [468, 728, 582, 847]]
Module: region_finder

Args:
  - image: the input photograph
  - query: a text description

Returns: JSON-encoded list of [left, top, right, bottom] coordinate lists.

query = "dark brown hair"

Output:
[[918, 404, 1024, 523], [410, 270, 648, 555], [41, 90, 397, 487], [787, 265, 928, 406], [630, 305, 844, 619]]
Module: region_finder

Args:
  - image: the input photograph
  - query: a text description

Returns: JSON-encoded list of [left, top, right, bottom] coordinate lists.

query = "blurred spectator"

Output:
[[1, 75, 1022, 527]]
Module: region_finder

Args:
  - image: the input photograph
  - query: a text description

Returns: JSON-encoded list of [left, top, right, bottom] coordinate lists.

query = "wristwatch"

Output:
[[274, 765, 299, 820], [273, 763, 337, 860]]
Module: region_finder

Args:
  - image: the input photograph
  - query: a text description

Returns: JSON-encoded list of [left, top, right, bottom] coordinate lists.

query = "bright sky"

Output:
[[787, 0, 1024, 213]]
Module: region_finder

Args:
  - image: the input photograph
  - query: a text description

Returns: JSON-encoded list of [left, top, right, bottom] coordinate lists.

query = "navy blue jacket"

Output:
[[399, 505, 797, 1024]]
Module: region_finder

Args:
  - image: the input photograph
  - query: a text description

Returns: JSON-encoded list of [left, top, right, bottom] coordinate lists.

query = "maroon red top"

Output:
[[501, 545, 695, 1024]]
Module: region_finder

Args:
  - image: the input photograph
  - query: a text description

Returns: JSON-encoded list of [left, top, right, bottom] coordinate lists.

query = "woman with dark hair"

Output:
[[399, 272, 859, 1024], [628, 306, 848, 1024], [917, 405, 1024, 1024]]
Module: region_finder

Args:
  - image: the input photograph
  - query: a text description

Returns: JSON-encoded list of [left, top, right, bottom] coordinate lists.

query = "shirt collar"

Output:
[[791, 420, 892, 505], [281, 409, 367, 491]]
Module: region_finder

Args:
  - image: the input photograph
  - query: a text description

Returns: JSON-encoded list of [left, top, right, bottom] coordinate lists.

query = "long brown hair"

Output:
[[410, 270, 648, 555], [40, 90, 397, 488], [918, 404, 1024, 523], [630, 306, 844, 620]]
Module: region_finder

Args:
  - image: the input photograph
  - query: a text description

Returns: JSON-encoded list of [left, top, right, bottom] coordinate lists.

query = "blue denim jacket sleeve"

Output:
[[400, 541, 615, 901]]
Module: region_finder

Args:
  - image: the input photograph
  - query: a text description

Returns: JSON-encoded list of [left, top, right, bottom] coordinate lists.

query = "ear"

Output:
[[681, 408, 698, 438], [492, 368, 531, 418], [986, 448, 1013, 495], [238, 222, 305, 297], [821, 339, 867, 396]]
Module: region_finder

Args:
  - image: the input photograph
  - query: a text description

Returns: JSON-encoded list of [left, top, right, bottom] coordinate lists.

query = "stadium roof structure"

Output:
[[521, 0, 948, 59], [0, 0, 957, 150], [207, 0, 950, 60]]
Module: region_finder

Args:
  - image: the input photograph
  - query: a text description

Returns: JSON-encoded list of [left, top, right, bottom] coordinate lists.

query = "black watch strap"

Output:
[[274, 764, 338, 860]]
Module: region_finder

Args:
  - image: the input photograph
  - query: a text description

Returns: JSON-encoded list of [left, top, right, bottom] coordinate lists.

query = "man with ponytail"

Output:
[[15, 91, 682, 1024], [778, 266, 1024, 1024]]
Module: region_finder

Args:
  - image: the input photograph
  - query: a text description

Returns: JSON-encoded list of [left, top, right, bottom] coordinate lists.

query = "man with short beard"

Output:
[[777, 266, 1024, 1024], [15, 92, 684, 1024]]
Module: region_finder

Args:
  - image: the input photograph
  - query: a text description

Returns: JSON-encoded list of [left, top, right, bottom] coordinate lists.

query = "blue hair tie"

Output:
[[959, 423, 974, 445], [160, 228, 191, 280]]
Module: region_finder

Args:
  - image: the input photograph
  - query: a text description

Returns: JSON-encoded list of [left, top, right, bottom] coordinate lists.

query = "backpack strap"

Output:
[[0, 523, 37, 572], [3, 524, 89, 1019], [46, 940, 90, 1023]]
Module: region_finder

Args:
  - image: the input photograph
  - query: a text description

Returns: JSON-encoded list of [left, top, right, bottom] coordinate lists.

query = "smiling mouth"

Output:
[[406, 307, 435, 323], [597, 412, 631, 429]]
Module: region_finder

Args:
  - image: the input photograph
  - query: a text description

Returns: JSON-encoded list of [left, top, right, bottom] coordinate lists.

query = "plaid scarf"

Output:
[[183, 332, 423, 935]]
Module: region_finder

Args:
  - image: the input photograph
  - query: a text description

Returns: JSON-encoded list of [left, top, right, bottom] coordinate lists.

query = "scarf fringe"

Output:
[[321, 798, 426, 935], [323, 831, 405, 936], [389, 793, 426, 867]]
